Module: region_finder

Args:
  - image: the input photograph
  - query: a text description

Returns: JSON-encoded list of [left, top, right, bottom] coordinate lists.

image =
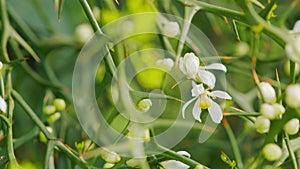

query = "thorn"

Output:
[[54, 0, 59, 10], [175, 98, 185, 103], [292, 0, 299, 6], [275, 69, 279, 81], [252, 69, 260, 85], [171, 83, 178, 89], [223, 17, 229, 25], [115, 0, 120, 5]]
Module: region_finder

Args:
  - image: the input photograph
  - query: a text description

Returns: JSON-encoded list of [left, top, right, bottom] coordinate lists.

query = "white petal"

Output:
[[191, 83, 205, 97], [178, 58, 187, 75], [204, 63, 227, 72], [177, 151, 191, 158], [211, 90, 232, 100], [162, 160, 189, 169], [184, 53, 199, 78], [198, 70, 216, 89], [208, 101, 223, 123], [192, 99, 202, 122], [156, 58, 174, 71], [0, 97, 7, 113], [182, 97, 197, 118], [293, 20, 300, 33]]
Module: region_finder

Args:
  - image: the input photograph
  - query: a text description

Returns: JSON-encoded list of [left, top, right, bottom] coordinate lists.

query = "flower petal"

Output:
[[182, 97, 197, 118], [178, 58, 187, 75], [0, 97, 7, 113], [204, 63, 227, 72], [211, 90, 232, 100], [208, 101, 223, 123], [191, 82, 204, 97], [192, 99, 202, 122], [177, 151, 191, 158], [198, 70, 216, 89]]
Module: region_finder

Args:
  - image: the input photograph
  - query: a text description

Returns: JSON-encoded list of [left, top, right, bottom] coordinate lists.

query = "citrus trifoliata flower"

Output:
[[182, 82, 232, 123], [255, 116, 270, 134], [263, 143, 282, 161], [156, 58, 174, 71], [162, 21, 180, 37], [179, 52, 227, 88], [284, 118, 299, 135], [0, 96, 7, 113], [160, 151, 190, 169], [258, 82, 276, 104], [179, 53, 200, 79], [137, 99, 152, 112], [285, 35, 300, 63], [285, 84, 300, 108], [260, 103, 276, 120]]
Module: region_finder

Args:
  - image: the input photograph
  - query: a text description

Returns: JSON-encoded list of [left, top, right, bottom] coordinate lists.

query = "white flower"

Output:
[[156, 58, 174, 71], [0, 96, 7, 113], [285, 35, 300, 63], [160, 151, 190, 169], [137, 99, 152, 112], [182, 82, 232, 123], [162, 21, 180, 37], [258, 82, 276, 104], [179, 53, 199, 79], [179, 52, 227, 88], [285, 84, 300, 108], [75, 23, 94, 44]]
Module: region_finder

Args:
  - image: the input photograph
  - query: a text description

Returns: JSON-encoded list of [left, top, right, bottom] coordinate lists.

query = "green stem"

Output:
[[0, 0, 10, 62], [156, 144, 209, 169], [55, 141, 89, 169], [222, 119, 244, 169], [13, 127, 39, 149], [289, 61, 296, 83], [11, 90, 54, 139], [78, 0, 117, 76], [284, 132, 298, 169], [45, 140, 56, 169]]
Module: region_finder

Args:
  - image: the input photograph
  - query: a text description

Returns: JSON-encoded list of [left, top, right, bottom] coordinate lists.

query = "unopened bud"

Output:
[[263, 143, 282, 161], [260, 103, 276, 120], [255, 116, 270, 134], [101, 151, 121, 164], [284, 118, 299, 135], [285, 84, 300, 108], [258, 82, 276, 104]]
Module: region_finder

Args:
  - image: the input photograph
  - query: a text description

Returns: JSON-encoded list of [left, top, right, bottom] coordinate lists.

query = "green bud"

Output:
[[255, 116, 270, 134], [235, 42, 250, 57], [103, 163, 114, 168], [284, 118, 299, 135], [43, 105, 56, 115], [53, 98, 66, 111], [285, 84, 300, 108], [39, 126, 53, 143], [46, 112, 61, 123], [263, 143, 282, 161]]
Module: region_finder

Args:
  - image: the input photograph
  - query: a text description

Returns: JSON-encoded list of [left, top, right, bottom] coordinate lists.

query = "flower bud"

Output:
[[39, 126, 53, 143], [285, 35, 300, 63], [43, 105, 56, 115], [194, 165, 204, 169], [179, 52, 199, 79], [235, 42, 250, 57], [284, 118, 299, 135], [53, 98, 66, 111], [255, 116, 270, 134], [75, 23, 94, 44], [137, 99, 152, 112], [272, 103, 285, 118], [103, 163, 114, 168], [260, 103, 276, 120], [162, 21, 180, 37], [285, 84, 300, 108], [258, 82, 276, 104], [101, 150, 121, 164], [263, 143, 282, 161], [0, 96, 7, 113], [156, 58, 174, 71], [161, 160, 189, 169], [46, 112, 61, 123]]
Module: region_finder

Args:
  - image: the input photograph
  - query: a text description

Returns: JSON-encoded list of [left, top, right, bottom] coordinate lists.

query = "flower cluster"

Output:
[[179, 53, 231, 123], [255, 82, 299, 135]]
